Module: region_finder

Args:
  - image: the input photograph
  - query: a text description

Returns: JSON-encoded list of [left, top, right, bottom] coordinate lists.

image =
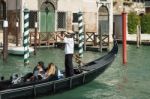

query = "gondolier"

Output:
[[57, 30, 75, 77]]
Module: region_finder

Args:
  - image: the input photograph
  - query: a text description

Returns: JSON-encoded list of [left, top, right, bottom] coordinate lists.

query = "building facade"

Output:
[[0, 0, 113, 46]]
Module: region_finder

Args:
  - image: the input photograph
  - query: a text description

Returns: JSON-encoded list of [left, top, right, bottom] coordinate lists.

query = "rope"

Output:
[[24, 8, 30, 65]]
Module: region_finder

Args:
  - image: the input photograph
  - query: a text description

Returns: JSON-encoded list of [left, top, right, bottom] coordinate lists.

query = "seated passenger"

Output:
[[33, 61, 46, 80], [11, 73, 24, 84], [33, 61, 45, 73], [45, 63, 58, 80], [24, 61, 46, 81]]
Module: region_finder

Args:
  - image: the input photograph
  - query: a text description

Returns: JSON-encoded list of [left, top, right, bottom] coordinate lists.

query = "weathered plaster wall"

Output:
[[22, 0, 38, 10], [58, 0, 97, 32], [83, 0, 97, 12], [7, 0, 16, 10], [57, 0, 83, 12], [7, 0, 38, 10]]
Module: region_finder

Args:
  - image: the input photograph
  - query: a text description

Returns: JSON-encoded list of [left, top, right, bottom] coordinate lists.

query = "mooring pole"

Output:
[[16, 20, 19, 46], [136, 25, 140, 48], [3, 20, 8, 62], [113, 22, 116, 38], [122, 10, 127, 64], [78, 11, 84, 66], [24, 8, 30, 65], [34, 22, 38, 55], [84, 25, 86, 51], [139, 25, 141, 45]]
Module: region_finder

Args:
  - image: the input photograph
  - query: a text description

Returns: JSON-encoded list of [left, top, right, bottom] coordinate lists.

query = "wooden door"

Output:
[[40, 2, 55, 32]]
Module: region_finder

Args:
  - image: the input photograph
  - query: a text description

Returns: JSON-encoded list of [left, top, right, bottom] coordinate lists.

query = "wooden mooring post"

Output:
[[122, 10, 127, 64], [136, 25, 141, 48], [3, 20, 8, 62], [16, 20, 19, 46], [34, 22, 38, 55]]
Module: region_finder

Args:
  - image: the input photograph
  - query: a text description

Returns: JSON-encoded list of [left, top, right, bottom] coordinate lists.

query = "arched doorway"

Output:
[[98, 6, 109, 36], [98, 5, 109, 51], [40, 0, 55, 32]]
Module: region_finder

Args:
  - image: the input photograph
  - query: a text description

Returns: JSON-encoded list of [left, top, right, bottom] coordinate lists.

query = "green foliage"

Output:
[[128, 12, 140, 34], [141, 14, 150, 34]]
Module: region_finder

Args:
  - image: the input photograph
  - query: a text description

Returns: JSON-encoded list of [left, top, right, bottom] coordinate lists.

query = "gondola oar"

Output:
[[73, 54, 85, 65], [73, 54, 85, 72]]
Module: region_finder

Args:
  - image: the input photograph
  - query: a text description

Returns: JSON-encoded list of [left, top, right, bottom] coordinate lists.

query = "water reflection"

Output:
[[1, 44, 150, 99]]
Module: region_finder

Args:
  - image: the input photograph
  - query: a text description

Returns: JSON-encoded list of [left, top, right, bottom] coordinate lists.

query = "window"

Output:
[[57, 12, 66, 30], [0, 1, 6, 20], [29, 11, 37, 28], [100, 0, 107, 1], [73, 13, 78, 23]]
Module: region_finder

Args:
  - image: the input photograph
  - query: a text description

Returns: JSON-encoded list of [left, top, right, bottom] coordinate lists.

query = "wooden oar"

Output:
[[73, 54, 86, 72], [73, 54, 85, 66]]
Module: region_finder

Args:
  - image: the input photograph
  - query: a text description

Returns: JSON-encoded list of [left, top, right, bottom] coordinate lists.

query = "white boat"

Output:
[[8, 46, 34, 55]]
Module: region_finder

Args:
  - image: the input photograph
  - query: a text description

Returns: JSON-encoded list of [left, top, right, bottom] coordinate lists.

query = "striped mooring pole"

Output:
[[24, 8, 30, 65], [78, 11, 84, 58]]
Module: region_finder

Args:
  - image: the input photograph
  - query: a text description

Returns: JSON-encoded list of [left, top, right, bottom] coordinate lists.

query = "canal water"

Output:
[[0, 44, 150, 99]]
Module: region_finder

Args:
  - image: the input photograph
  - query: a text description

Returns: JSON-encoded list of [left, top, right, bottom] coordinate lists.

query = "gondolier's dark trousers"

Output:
[[65, 54, 74, 77]]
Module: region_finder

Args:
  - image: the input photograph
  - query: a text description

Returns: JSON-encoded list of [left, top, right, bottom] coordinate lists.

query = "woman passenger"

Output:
[[45, 63, 58, 80]]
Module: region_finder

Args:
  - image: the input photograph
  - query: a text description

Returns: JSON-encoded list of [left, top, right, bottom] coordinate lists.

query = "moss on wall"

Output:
[[141, 13, 150, 34], [128, 12, 140, 34]]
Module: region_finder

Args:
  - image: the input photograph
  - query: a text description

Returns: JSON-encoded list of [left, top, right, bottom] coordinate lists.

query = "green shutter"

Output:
[[40, 12, 46, 32], [47, 12, 55, 32]]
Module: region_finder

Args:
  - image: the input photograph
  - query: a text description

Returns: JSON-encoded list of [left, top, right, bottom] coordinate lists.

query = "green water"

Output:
[[0, 45, 150, 99]]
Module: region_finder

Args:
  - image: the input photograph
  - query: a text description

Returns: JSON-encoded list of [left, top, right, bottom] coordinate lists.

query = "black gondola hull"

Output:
[[0, 42, 118, 99]]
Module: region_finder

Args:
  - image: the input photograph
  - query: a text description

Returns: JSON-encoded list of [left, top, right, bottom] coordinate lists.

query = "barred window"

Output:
[[29, 11, 37, 28], [73, 13, 78, 23], [57, 12, 66, 29]]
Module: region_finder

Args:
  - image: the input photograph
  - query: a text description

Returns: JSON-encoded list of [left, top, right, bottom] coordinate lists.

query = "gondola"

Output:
[[0, 46, 34, 56], [0, 40, 118, 99], [8, 46, 34, 55]]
